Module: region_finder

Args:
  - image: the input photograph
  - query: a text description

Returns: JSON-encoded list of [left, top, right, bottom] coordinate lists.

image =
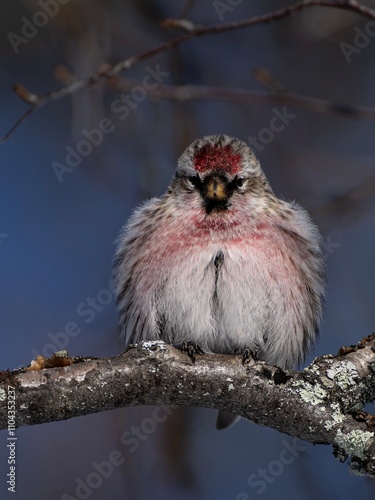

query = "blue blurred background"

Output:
[[1, 0, 375, 498]]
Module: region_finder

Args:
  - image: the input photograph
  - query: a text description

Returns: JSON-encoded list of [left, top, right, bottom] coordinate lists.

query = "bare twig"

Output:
[[2, 0, 375, 142], [160, 18, 199, 32], [314, 172, 375, 220], [1, 335, 375, 477], [109, 76, 375, 119]]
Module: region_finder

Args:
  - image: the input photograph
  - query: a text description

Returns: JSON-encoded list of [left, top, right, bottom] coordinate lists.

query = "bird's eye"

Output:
[[188, 176, 200, 188], [236, 177, 245, 188]]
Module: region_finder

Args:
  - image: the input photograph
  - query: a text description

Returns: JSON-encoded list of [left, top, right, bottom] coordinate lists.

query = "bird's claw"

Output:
[[242, 347, 258, 365], [182, 341, 204, 364]]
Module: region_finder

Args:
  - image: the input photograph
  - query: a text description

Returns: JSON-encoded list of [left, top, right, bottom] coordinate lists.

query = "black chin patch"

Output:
[[204, 199, 229, 214]]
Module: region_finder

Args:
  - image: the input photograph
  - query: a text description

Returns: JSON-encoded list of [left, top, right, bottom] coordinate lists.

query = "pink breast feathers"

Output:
[[194, 145, 242, 175]]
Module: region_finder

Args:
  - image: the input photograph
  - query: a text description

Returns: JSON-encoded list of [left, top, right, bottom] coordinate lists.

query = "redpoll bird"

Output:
[[113, 134, 325, 429]]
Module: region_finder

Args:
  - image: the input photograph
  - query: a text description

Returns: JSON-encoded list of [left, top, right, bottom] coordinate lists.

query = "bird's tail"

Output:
[[215, 410, 240, 430]]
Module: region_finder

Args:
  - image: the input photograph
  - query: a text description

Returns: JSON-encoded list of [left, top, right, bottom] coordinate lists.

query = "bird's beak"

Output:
[[204, 176, 228, 202]]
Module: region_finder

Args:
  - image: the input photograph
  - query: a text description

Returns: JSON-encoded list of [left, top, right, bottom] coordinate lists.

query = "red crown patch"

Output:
[[194, 145, 241, 175]]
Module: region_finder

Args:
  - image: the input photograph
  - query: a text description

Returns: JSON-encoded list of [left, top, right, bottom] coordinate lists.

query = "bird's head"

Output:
[[173, 135, 273, 214]]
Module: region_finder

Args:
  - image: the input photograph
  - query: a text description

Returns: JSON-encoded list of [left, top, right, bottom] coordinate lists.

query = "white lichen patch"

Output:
[[294, 380, 328, 406], [141, 340, 167, 350], [19, 404, 28, 410], [75, 373, 87, 383], [335, 429, 374, 460], [325, 361, 358, 390], [54, 350, 68, 357], [0, 388, 6, 402], [305, 363, 321, 376], [324, 402, 345, 431], [228, 383, 235, 391]]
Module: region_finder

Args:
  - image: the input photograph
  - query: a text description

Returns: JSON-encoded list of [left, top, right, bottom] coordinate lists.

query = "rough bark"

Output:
[[1, 336, 375, 478]]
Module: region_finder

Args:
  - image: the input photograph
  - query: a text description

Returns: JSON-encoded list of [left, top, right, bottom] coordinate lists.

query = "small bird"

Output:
[[113, 134, 325, 428]]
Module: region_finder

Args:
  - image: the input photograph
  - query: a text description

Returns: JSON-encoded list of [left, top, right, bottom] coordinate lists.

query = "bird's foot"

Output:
[[241, 347, 259, 365], [182, 341, 204, 364]]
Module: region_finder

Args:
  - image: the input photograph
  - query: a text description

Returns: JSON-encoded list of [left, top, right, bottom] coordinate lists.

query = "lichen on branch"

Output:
[[1, 335, 375, 477]]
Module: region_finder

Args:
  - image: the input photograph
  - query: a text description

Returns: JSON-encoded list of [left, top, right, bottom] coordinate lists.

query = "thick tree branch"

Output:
[[1, 336, 375, 477], [2, 0, 375, 142]]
